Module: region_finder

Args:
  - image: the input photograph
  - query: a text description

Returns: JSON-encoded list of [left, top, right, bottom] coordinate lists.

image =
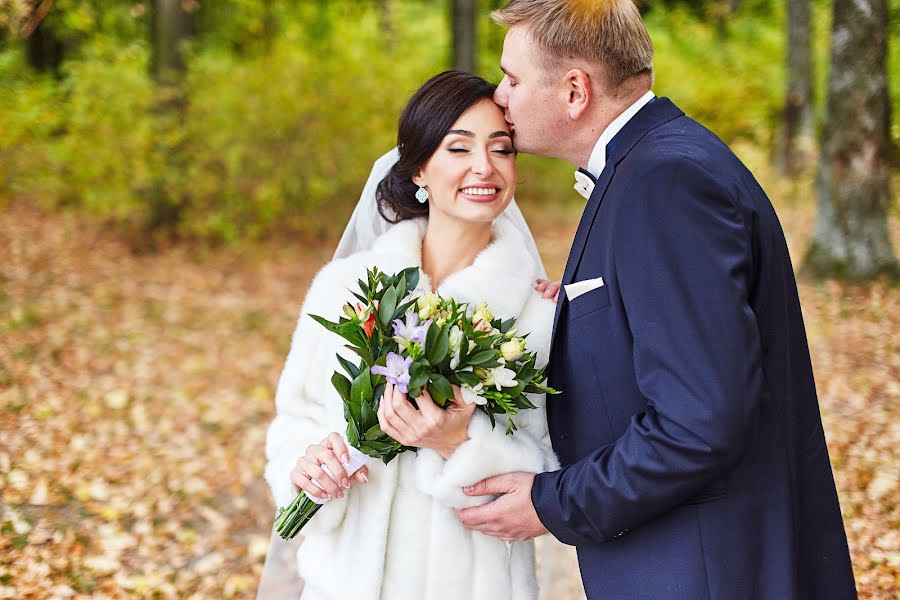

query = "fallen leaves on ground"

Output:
[[1, 173, 897, 598]]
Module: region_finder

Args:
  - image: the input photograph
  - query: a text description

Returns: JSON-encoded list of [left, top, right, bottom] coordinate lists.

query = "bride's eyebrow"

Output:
[[445, 130, 512, 139], [446, 129, 475, 137]]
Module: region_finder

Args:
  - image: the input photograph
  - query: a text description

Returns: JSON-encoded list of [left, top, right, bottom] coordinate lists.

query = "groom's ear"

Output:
[[564, 69, 592, 120]]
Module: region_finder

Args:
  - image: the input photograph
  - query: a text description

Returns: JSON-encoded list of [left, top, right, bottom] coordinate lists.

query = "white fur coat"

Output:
[[265, 217, 560, 600]]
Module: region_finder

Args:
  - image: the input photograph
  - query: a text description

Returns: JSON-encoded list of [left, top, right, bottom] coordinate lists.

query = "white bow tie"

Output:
[[574, 170, 596, 200]]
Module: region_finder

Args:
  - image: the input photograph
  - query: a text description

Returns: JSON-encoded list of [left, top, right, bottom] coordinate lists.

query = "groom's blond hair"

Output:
[[492, 0, 654, 91]]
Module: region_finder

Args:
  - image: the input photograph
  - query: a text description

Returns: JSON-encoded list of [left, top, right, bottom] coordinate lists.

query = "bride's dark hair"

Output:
[[377, 71, 498, 223]]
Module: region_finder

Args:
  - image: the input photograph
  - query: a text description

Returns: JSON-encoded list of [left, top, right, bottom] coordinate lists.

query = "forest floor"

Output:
[[1, 154, 898, 598]]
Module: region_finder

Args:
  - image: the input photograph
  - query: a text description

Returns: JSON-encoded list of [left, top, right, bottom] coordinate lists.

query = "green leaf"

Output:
[[396, 298, 417, 318], [395, 276, 408, 306], [465, 349, 497, 366], [364, 424, 384, 441], [309, 313, 342, 334], [454, 370, 481, 387], [363, 440, 396, 453], [402, 267, 420, 292], [331, 372, 352, 404], [408, 362, 431, 389], [378, 285, 399, 328], [361, 399, 378, 432], [336, 354, 360, 379], [359, 446, 382, 459], [424, 322, 439, 356], [350, 368, 372, 424], [485, 408, 496, 429], [428, 373, 453, 407], [426, 325, 450, 365], [347, 418, 360, 447]]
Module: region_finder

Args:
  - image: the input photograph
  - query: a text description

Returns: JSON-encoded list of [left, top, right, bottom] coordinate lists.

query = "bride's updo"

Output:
[[377, 71, 497, 223]]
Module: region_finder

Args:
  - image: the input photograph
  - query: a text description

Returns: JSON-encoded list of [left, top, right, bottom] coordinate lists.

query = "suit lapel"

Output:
[[549, 164, 614, 349], [549, 98, 685, 352]]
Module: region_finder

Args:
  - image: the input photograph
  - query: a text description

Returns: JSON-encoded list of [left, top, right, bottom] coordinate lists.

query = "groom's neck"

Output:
[[568, 86, 650, 170]]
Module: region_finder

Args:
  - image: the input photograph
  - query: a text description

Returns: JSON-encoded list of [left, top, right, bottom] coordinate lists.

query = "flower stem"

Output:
[[275, 492, 324, 540]]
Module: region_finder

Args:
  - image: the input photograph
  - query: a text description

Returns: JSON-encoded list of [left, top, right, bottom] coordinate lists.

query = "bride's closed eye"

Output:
[[447, 146, 515, 155]]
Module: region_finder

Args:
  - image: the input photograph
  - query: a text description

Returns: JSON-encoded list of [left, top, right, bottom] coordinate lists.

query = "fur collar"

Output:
[[361, 217, 539, 320]]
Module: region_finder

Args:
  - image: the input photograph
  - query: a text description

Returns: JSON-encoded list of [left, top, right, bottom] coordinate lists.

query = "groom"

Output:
[[455, 1, 858, 598]]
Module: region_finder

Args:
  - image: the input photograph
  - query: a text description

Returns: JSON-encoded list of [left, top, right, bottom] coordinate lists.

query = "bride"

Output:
[[262, 71, 570, 600]]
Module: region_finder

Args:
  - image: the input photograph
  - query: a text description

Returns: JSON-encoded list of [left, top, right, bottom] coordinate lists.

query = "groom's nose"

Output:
[[494, 79, 509, 107]]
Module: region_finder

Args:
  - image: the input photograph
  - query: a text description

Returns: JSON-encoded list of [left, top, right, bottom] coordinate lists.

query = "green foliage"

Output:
[[647, 6, 784, 147], [0, 0, 897, 239]]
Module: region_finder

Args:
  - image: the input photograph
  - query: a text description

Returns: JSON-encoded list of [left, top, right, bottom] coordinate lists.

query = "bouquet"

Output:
[[274, 266, 559, 539]]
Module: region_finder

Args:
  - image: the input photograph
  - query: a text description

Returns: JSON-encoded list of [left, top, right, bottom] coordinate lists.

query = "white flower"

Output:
[[448, 326, 464, 369], [500, 338, 526, 362], [460, 383, 487, 405], [448, 325, 463, 352], [471, 302, 494, 331], [417, 292, 441, 320], [485, 366, 518, 391], [450, 348, 461, 370]]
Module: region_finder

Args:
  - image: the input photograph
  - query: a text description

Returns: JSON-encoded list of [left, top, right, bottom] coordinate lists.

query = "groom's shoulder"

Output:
[[638, 112, 733, 161], [625, 113, 743, 181]]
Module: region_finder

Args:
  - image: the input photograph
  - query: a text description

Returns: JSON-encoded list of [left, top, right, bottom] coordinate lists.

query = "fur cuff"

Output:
[[414, 411, 555, 508]]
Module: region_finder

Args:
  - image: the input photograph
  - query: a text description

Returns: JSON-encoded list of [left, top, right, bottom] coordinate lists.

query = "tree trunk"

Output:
[[451, 0, 477, 73], [23, 0, 63, 74], [379, 0, 395, 49], [806, 0, 897, 280], [151, 0, 192, 85], [775, 0, 815, 176], [146, 0, 194, 232]]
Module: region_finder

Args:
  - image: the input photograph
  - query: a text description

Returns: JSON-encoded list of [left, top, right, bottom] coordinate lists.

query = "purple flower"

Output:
[[371, 352, 413, 393], [392, 312, 431, 347]]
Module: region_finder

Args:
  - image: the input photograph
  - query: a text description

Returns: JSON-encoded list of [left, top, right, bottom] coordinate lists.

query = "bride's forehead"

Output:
[[448, 101, 509, 131]]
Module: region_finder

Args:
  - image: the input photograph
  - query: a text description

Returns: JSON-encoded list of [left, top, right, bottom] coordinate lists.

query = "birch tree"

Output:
[[806, 0, 897, 279]]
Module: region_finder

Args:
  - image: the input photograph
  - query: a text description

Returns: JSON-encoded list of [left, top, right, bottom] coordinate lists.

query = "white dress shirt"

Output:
[[587, 90, 656, 178], [573, 90, 656, 199]]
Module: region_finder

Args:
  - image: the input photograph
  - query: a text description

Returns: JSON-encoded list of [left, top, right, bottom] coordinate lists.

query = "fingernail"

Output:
[[342, 454, 350, 466], [360, 472, 368, 483], [342, 479, 350, 488], [463, 486, 473, 493], [338, 491, 344, 499]]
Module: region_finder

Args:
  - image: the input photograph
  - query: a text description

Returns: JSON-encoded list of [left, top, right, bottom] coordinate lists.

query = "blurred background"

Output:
[[0, 0, 897, 598]]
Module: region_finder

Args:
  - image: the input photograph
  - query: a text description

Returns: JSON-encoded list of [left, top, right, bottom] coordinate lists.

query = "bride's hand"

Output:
[[377, 383, 475, 459], [534, 278, 561, 302], [290, 432, 370, 501]]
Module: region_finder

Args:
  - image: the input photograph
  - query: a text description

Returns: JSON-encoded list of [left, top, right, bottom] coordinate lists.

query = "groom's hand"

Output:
[[454, 472, 548, 542]]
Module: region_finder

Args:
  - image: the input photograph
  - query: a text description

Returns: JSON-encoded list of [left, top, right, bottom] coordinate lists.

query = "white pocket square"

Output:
[[564, 277, 605, 301]]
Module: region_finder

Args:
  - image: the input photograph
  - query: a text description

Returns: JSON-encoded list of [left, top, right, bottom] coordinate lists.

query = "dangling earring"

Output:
[[415, 186, 429, 204]]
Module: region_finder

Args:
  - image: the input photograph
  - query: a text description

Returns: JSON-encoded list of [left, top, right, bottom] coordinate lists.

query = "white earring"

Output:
[[415, 186, 429, 204]]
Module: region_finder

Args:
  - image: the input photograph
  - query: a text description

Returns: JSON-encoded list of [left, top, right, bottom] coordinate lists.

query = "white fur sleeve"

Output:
[[264, 261, 359, 532], [414, 396, 559, 508]]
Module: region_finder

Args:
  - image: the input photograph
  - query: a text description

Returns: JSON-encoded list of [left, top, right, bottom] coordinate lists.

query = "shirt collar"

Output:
[[586, 90, 656, 178]]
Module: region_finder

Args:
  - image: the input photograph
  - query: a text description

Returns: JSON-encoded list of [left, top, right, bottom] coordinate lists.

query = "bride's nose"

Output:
[[471, 150, 494, 177]]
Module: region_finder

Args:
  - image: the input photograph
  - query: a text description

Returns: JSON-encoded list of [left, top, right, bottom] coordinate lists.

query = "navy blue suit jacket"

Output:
[[532, 98, 857, 599]]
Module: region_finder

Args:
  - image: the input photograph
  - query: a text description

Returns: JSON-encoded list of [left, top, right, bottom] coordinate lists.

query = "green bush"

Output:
[[0, 0, 896, 241]]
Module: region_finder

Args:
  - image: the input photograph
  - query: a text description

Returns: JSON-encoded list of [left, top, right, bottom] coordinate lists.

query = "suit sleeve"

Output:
[[531, 158, 764, 546]]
